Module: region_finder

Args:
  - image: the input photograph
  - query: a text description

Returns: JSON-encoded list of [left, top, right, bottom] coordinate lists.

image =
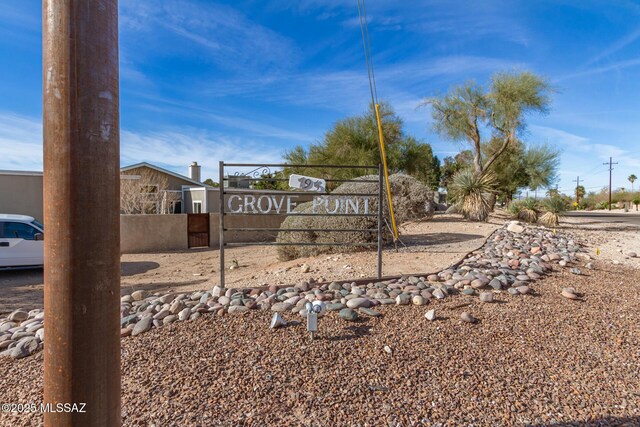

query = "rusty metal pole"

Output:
[[43, 1, 120, 425]]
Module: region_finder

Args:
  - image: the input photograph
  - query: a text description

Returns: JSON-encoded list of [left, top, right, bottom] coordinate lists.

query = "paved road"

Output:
[[566, 211, 640, 225]]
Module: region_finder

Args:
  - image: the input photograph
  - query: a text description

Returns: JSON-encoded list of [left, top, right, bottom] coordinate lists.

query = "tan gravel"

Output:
[[560, 215, 640, 269], [1, 260, 638, 426]]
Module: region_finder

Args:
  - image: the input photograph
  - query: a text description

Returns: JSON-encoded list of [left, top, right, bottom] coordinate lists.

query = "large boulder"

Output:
[[276, 174, 434, 260]]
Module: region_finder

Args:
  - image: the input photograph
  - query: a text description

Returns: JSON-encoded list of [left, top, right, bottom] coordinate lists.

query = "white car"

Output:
[[0, 214, 44, 268]]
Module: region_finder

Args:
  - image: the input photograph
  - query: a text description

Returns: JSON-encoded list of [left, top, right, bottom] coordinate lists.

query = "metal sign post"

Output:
[[43, 1, 121, 425], [218, 163, 384, 287]]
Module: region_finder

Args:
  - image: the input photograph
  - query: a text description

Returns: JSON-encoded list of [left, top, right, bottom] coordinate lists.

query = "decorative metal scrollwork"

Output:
[[232, 166, 273, 180]]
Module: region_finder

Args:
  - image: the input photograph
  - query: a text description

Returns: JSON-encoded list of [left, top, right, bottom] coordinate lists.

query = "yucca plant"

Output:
[[539, 197, 568, 227], [518, 198, 539, 223], [507, 200, 524, 218], [449, 169, 497, 222]]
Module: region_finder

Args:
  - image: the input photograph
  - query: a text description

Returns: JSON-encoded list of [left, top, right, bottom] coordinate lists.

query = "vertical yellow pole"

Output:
[[374, 103, 399, 242]]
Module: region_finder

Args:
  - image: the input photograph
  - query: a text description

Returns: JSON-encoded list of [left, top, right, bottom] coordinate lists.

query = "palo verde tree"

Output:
[[522, 144, 560, 198], [424, 71, 553, 220], [284, 103, 440, 190], [426, 72, 552, 178]]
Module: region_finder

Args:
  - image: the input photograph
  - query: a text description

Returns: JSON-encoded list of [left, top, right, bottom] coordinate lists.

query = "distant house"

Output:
[[0, 161, 212, 220], [120, 162, 212, 214]]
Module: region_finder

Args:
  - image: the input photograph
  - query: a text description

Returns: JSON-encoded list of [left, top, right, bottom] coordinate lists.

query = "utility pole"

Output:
[[573, 176, 580, 203], [603, 157, 618, 211], [43, 1, 120, 426]]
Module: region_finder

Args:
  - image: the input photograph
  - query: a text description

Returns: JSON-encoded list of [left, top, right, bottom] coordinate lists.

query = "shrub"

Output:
[[448, 169, 497, 222], [539, 197, 568, 227], [633, 198, 640, 211], [276, 174, 434, 260], [517, 198, 539, 223], [595, 201, 609, 210], [507, 200, 524, 217]]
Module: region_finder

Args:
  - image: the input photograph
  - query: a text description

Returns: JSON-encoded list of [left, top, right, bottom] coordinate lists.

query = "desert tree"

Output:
[[284, 103, 439, 189], [423, 71, 552, 220], [629, 174, 637, 194], [523, 144, 560, 198], [425, 71, 552, 178]]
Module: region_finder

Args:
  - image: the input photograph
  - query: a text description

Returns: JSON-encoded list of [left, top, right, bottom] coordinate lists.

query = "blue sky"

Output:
[[1, 0, 640, 195]]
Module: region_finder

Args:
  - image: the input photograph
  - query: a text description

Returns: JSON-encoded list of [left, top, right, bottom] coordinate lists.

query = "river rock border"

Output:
[[0, 221, 591, 359]]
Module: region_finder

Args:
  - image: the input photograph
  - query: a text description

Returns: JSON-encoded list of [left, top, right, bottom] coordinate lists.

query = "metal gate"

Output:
[[218, 162, 383, 286], [187, 213, 210, 248]]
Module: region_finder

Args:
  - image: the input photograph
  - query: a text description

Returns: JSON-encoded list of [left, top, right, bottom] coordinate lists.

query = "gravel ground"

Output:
[[0, 214, 499, 314], [1, 260, 638, 426]]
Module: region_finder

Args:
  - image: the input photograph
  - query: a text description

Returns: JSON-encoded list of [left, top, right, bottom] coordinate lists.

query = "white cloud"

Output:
[[120, 0, 299, 74], [0, 111, 286, 181], [557, 58, 640, 81], [0, 112, 42, 171], [529, 125, 589, 148], [587, 27, 640, 65], [121, 129, 284, 181], [201, 55, 526, 112]]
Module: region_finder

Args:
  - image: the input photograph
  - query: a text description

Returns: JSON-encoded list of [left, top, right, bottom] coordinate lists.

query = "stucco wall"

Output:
[[209, 213, 287, 247], [120, 214, 188, 253], [120, 213, 289, 253], [0, 173, 44, 221]]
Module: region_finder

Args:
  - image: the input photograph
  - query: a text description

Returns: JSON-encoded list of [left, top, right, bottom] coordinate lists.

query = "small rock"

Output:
[[131, 290, 148, 301], [383, 345, 392, 355], [395, 294, 411, 305], [425, 309, 436, 321], [271, 302, 293, 312], [479, 292, 494, 303], [8, 310, 28, 322], [178, 308, 191, 321], [627, 252, 637, 258], [131, 317, 153, 336], [432, 289, 446, 299], [561, 288, 579, 300], [412, 295, 426, 306], [570, 267, 582, 275], [339, 308, 358, 321], [301, 264, 310, 273], [120, 328, 132, 337], [461, 312, 477, 323], [346, 298, 372, 309], [228, 306, 249, 314], [489, 279, 502, 290], [163, 315, 177, 325], [360, 308, 381, 317], [507, 222, 525, 233], [516, 286, 531, 295], [325, 303, 345, 311]]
